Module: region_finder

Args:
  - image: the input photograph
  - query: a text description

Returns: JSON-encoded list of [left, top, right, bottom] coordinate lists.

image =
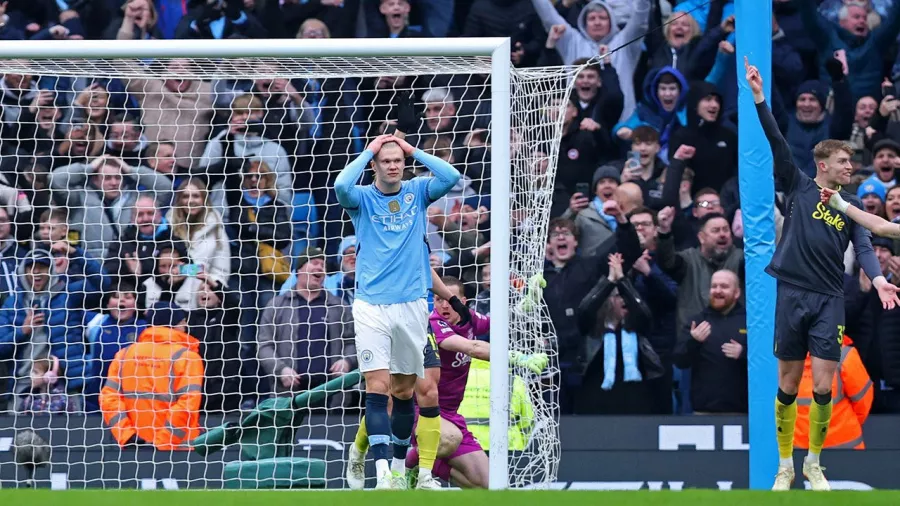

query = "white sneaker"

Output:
[[346, 444, 366, 490], [772, 465, 794, 491], [803, 460, 831, 491], [416, 473, 442, 490], [375, 469, 394, 490]]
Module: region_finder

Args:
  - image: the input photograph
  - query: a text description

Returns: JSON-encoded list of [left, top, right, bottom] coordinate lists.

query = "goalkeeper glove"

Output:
[[517, 273, 546, 313], [394, 90, 421, 134], [509, 351, 549, 375], [449, 296, 471, 326]]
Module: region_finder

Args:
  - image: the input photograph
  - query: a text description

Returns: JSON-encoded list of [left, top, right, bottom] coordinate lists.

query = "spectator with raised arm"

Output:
[[106, 0, 163, 40], [531, 0, 651, 121], [49, 155, 173, 261]]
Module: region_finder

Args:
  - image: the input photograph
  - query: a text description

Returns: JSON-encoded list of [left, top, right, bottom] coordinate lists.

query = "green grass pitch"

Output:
[[3, 490, 900, 505]]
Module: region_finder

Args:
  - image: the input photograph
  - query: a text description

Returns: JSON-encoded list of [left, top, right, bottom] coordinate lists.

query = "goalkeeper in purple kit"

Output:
[[403, 276, 548, 488]]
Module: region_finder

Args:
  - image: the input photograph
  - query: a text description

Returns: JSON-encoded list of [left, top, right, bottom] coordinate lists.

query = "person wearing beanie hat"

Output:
[[857, 178, 887, 216], [560, 164, 622, 257], [324, 237, 357, 304], [145, 301, 188, 332], [786, 56, 855, 178]]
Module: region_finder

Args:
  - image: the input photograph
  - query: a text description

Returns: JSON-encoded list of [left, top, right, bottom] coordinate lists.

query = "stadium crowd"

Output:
[[0, 0, 897, 451]]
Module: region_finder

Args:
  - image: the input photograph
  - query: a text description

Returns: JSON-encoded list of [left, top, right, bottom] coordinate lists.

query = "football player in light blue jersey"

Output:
[[334, 133, 471, 489]]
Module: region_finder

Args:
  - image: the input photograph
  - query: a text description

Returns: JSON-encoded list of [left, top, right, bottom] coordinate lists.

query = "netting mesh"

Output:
[[0, 54, 575, 489]]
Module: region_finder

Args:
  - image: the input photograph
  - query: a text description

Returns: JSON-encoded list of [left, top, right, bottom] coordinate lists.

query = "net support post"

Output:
[[735, 0, 777, 490], [488, 38, 512, 491]]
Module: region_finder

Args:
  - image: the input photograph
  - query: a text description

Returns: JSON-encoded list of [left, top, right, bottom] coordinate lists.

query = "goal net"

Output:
[[0, 45, 574, 490]]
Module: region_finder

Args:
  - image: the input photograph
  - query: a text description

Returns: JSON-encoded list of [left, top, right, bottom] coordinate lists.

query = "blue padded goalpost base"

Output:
[[735, 0, 777, 490]]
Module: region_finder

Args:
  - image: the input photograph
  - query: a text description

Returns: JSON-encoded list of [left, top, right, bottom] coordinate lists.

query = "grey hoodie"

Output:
[[14, 249, 58, 399], [531, 0, 651, 122]]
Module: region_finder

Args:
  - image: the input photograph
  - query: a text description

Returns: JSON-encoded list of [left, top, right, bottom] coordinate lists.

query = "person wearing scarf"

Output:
[[574, 252, 666, 414]]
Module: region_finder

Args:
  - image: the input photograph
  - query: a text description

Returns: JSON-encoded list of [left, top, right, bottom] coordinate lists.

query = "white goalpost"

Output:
[[0, 38, 575, 490]]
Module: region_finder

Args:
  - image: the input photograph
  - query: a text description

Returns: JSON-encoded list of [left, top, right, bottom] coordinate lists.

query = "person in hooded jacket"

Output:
[[667, 81, 737, 194], [614, 66, 689, 162], [0, 249, 91, 411], [531, 0, 651, 122], [188, 276, 242, 413], [786, 58, 855, 178]]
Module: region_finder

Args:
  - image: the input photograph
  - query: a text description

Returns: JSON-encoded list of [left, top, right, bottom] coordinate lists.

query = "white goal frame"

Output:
[[0, 37, 513, 490]]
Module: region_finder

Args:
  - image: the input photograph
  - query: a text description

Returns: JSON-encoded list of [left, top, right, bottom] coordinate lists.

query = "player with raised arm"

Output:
[[745, 57, 900, 491], [334, 132, 470, 489], [402, 276, 548, 489], [821, 186, 900, 239]]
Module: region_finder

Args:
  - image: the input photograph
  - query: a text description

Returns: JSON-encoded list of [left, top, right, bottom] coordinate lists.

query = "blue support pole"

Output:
[[735, 0, 777, 490]]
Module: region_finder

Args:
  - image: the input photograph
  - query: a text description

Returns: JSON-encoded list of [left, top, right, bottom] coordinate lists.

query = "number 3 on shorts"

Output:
[[837, 325, 845, 345]]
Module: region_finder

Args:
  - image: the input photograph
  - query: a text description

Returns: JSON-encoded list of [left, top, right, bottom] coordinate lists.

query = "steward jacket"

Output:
[[794, 337, 873, 450], [100, 326, 204, 450]]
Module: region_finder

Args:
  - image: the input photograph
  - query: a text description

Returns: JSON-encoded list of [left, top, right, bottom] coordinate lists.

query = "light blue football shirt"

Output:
[[334, 148, 460, 305]]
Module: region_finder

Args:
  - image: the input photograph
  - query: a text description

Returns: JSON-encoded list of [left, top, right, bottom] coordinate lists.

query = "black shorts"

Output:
[[424, 331, 441, 369], [774, 282, 844, 362]]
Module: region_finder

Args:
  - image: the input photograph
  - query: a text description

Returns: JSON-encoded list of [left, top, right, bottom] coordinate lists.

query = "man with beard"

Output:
[[747, 58, 898, 491], [674, 269, 748, 414], [655, 209, 743, 334]]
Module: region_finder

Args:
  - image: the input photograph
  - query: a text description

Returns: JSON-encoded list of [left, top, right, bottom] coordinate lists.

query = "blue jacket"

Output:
[[82, 312, 147, 411], [614, 66, 689, 161], [0, 250, 97, 391], [799, 0, 900, 101], [0, 240, 27, 307]]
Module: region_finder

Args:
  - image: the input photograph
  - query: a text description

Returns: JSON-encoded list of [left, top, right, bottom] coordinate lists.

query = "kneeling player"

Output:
[[405, 277, 548, 489]]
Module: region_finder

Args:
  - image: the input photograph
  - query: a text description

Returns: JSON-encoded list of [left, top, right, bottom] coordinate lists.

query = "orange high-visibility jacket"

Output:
[[794, 337, 873, 450], [100, 326, 204, 450]]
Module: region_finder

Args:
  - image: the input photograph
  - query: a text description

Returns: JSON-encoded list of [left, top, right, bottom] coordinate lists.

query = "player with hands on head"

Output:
[[746, 56, 900, 491], [334, 128, 463, 490]]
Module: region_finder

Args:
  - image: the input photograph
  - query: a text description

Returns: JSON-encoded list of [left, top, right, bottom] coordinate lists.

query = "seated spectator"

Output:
[[793, 335, 873, 450], [257, 247, 356, 402], [574, 253, 666, 414], [107, 0, 164, 40], [49, 155, 173, 260], [614, 66, 689, 157], [83, 279, 148, 412], [530, 0, 651, 121], [188, 277, 242, 413], [656, 208, 744, 332], [19, 353, 78, 414], [0, 249, 89, 412], [100, 302, 203, 450], [674, 269, 748, 414], [167, 178, 231, 284], [141, 241, 203, 309]]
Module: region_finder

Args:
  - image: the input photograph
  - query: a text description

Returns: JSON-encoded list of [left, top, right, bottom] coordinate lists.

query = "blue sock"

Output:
[[391, 395, 415, 461], [365, 393, 391, 461]]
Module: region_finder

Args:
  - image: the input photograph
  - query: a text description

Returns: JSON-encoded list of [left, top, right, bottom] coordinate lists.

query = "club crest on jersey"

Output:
[[404, 193, 414, 204], [388, 200, 400, 213], [360, 350, 374, 364]]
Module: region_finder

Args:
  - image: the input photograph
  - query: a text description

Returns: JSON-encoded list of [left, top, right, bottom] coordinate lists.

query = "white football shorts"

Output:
[[352, 298, 429, 377]]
